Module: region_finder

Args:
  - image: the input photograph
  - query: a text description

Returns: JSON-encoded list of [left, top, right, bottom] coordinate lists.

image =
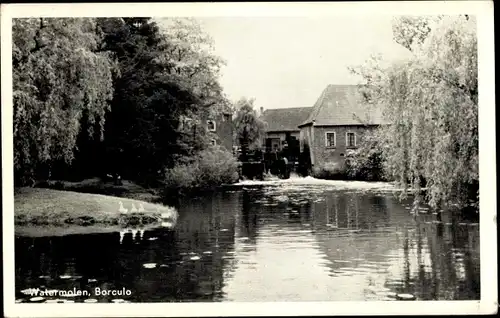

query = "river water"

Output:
[[15, 179, 480, 302]]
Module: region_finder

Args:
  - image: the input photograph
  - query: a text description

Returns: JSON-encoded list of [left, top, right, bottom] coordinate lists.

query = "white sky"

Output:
[[197, 16, 410, 110]]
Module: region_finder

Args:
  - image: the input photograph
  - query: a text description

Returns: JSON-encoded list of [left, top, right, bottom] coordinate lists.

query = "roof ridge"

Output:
[[299, 85, 330, 126]]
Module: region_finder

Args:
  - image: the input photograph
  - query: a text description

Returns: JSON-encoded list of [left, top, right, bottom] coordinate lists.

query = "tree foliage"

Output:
[[233, 97, 265, 157], [344, 130, 387, 182], [13, 17, 230, 186], [163, 145, 239, 195], [391, 16, 442, 52], [351, 15, 478, 210], [157, 18, 228, 114], [155, 18, 232, 165], [95, 18, 228, 182], [97, 18, 205, 180], [13, 18, 115, 184]]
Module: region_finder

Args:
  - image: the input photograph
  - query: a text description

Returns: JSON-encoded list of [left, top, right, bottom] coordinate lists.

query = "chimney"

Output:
[[260, 107, 264, 115]]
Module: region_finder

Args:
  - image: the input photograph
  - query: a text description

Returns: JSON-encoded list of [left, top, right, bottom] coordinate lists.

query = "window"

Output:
[[210, 139, 217, 146], [346, 132, 357, 147], [325, 132, 336, 148], [179, 116, 192, 131], [207, 120, 216, 132], [223, 114, 231, 122]]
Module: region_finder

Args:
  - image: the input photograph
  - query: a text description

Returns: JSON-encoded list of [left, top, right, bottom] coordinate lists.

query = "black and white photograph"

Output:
[[1, 2, 496, 317]]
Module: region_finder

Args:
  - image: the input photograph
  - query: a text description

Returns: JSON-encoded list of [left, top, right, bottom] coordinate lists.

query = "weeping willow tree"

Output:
[[13, 18, 115, 185], [351, 15, 478, 212], [233, 97, 265, 161]]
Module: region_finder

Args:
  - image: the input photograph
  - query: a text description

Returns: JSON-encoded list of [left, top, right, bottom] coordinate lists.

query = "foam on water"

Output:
[[235, 176, 398, 191]]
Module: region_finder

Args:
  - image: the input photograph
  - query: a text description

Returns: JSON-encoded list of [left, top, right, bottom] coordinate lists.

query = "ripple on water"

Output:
[[332, 259, 352, 264], [30, 296, 45, 302], [396, 293, 416, 301], [346, 267, 375, 274], [385, 280, 405, 288], [111, 299, 126, 303], [359, 263, 382, 269], [84, 299, 98, 303]]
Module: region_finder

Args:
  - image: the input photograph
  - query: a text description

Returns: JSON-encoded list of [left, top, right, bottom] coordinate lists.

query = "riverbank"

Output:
[[35, 178, 162, 203], [14, 188, 177, 236]]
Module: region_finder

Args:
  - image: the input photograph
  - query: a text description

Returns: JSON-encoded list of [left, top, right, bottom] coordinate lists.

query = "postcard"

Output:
[[1, 1, 496, 317]]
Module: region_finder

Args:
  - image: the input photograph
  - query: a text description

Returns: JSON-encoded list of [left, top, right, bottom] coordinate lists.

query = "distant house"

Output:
[[260, 107, 313, 153], [298, 84, 385, 167], [206, 109, 233, 151], [180, 106, 233, 152]]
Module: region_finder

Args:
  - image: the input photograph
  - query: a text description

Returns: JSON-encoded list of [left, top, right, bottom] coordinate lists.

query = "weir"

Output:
[[237, 148, 301, 181]]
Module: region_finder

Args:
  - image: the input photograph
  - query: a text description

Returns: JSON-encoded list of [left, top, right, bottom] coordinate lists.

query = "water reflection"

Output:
[[15, 185, 479, 302]]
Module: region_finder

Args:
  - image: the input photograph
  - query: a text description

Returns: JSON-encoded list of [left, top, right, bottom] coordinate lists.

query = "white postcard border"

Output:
[[2, 2, 496, 316]]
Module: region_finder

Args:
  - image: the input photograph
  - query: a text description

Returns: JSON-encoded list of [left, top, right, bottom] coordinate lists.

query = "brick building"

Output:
[[298, 84, 386, 167], [206, 111, 233, 151]]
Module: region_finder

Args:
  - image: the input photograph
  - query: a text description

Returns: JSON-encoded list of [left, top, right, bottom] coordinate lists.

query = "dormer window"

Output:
[[207, 120, 216, 132]]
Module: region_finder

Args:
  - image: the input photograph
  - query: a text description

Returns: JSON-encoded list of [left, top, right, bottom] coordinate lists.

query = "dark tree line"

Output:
[[13, 17, 229, 186]]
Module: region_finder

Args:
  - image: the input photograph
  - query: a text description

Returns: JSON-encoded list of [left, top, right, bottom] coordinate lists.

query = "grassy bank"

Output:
[[14, 188, 177, 235], [36, 178, 162, 203]]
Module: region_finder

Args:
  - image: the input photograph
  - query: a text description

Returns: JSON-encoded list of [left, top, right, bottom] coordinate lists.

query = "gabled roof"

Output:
[[260, 107, 313, 132], [299, 85, 386, 127]]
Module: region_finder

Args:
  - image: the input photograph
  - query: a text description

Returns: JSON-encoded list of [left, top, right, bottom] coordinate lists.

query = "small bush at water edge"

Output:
[[164, 146, 239, 193], [344, 148, 388, 182], [311, 162, 348, 180]]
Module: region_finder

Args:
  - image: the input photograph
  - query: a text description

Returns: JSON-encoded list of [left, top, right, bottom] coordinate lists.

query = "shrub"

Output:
[[164, 146, 239, 193], [344, 147, 388, 181], [311, 162, 348, 180]]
